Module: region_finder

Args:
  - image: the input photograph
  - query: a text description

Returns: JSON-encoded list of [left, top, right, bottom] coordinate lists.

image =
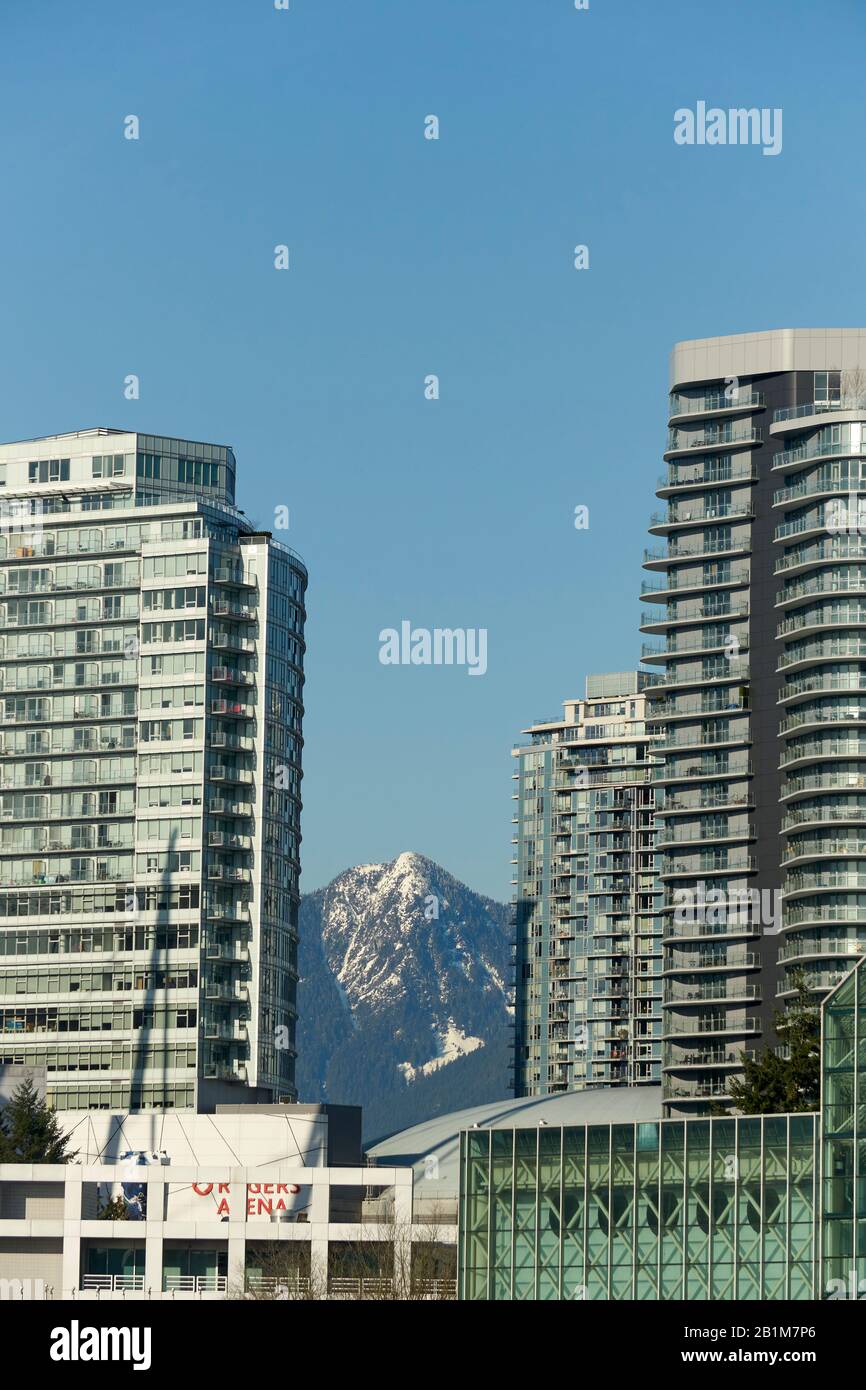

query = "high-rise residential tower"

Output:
[[511, 672, 661, 1096], [642, 329, 866, 1116], [0, 429, 306, 1111]]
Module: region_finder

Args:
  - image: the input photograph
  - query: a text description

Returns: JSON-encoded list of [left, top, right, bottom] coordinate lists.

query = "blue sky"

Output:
[[1, 0, 865, 900]]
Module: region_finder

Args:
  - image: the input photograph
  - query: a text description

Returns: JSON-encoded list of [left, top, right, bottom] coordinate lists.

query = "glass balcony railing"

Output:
[[672, 391, 764, 418]]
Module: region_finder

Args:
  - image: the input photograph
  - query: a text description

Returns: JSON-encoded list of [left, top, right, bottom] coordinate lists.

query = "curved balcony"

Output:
[[657, 790, 753, 816], [643, 536, 751, 569], [775, 537, 866, 577], [660, 854, 756, 879], [780, 769, 866, 801], [782, 835, 866, 867], [650, 695, 747, 721], [664, 919, 761, 944], [784, 868, 866, 897], [778, 638, 866, 674], [648, 503, 754, 536], [640, 600, 749, 635], [777, 936, 862, 965], [669, 390, 764, 425], [773, 475, 866, 508], [661, 1015, 759, 1040], [654, 730, 751, 757], [656, 461, 757, 497], [776, 966, 851, 998], [779, 705, 866, 737], [784, 901, 866, 928], [642, 632, 748, 663], [656, 822, 755, 849], [772, 439, 864, 473], [641, 565, 750, 603], [662, 1045, 755, 1071], [779, 735, 866, 770], [778, 672, 866, 707], [776, 572, 866, 610], [778, 606, 866, 640], [663, 952, 758, 976], [655, 757, 752, 785], [664, 427, 762, 460], [781, 803, 866, 832]]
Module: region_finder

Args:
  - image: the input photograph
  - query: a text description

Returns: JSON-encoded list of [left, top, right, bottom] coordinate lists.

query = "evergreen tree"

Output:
[[727, 972, 820, 1115], [0, 1080, 78, 1163], [97, 1195, 131, 1220]]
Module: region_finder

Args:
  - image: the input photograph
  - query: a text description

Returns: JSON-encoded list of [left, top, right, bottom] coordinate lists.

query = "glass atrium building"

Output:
[[459, 954, 866, 1301]]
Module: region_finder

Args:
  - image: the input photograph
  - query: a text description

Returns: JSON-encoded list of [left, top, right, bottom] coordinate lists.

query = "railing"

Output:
[[773, 400, 846, 422], [774, 440, 858, 469], [162, 1274, 228, 1294], [328, 1277, 394, 1298], [666, 428, 761, 452], [673, 391, 764, 417], [658, 462, 756, 490], [244, 1275, 311, 1296], [649, 505, 754, 529], [81, 1274, 145, 1292]]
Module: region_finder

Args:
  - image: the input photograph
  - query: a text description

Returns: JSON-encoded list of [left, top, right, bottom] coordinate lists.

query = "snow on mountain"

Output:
[[296, 852, 512, 1139]]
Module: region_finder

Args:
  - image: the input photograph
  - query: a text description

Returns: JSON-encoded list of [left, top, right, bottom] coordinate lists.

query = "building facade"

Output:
[[512, 673, 661, 1096], [0, 1105, 458, 1300], [642, 330, 866, 1116], [458, 953, 866, 1302], [0, 430, 307, 1111]]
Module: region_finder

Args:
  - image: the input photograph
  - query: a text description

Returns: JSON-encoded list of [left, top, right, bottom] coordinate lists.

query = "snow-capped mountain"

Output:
[[296, 852, 512, 1139]]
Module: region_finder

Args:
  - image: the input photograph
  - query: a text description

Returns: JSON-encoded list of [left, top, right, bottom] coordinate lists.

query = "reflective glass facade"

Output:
[[0, 429, 306, 1111], [644, 333, 866, 1118], [822, 959, 865, 1294], [459, 954, 866, 1300], [512, 674, 662, 1095], [459, 1112, 818, 1300]]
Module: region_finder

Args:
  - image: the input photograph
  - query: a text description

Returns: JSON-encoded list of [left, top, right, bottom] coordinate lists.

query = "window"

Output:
[[136, 453, 161, 480], [815, 371, 841, 409], [28, 459, 70, 484], [92, 454, 126, 478], [177, 458, 220, 488]]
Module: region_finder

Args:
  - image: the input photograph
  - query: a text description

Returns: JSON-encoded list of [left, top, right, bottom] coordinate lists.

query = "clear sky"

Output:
[[1, 0, 865, 900]]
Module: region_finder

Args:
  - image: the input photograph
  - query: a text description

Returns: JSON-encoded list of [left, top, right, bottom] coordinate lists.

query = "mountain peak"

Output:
[[297, 855, 513, 1138]]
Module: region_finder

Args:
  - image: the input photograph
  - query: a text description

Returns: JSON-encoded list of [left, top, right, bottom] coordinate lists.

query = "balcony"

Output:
[[211, 665, 253, 686], [640, 566, 750, 602], [661, 854, 756, 878], [212, 598, 254, 620], [775, 536, 866, 575], [654, 758, 753, 784], [80, 1274, 145, 1292], [772, 439, 859, 473], [163, 1274, 228, 1294], [212, 568, 256, 589], [656, 461, 757, 496], [664, 426, 762, 458], [662, 1015, 759, 1039], [669, 391, 764, 422], [648, 503, 754, 536], [656, 822, 755, 848], [643, 535, 751, 569], [650, 662, 750, 691], [210, 698, 250, 718]]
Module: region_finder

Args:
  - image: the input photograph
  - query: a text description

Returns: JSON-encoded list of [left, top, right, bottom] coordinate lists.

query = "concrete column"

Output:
[[61, 1168, 83, 1298], [144, 1175, 166, 1296]]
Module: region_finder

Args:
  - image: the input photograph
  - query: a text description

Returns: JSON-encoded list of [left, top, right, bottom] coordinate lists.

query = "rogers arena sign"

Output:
[[191, 1182, 302, 1217]]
